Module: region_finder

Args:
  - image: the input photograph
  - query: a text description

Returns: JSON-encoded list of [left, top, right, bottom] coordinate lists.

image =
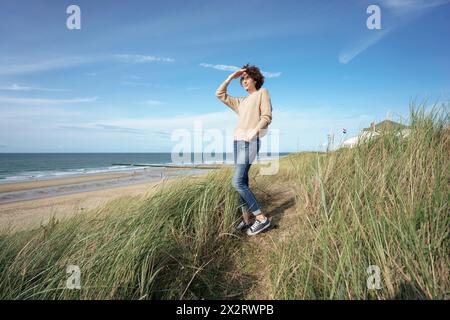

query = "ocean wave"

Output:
[[0, 165, 144, 183], [0, 154, 285, 184]]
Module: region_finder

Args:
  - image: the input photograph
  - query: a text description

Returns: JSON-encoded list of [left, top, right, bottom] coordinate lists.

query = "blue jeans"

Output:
[[232, 139, 261, 216]]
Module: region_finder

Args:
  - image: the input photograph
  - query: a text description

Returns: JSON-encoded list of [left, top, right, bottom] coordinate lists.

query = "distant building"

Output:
[[340, 120, 410, 149], [362, 119, 407, 132]]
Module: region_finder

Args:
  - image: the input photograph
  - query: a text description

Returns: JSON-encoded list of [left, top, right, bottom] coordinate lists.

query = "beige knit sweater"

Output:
[[215, 79, 272, 141]]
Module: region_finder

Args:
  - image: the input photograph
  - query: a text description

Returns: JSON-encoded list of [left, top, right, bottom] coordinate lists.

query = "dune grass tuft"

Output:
[[267, 102, 449, 299], [0, 169, 252, 299]]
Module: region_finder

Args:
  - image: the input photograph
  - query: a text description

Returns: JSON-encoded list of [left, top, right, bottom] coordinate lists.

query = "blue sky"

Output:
[[0, 0, 449, 152]]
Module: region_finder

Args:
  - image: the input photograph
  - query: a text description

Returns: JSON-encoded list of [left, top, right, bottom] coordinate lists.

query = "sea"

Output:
[[0, 152, 289, 184]]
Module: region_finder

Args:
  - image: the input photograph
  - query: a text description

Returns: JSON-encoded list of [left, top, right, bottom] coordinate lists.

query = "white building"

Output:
[[340, 120, 410, 149]]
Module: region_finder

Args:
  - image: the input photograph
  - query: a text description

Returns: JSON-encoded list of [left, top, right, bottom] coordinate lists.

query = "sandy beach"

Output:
[[0, 168, 212, 231], [0, 171, 133, 193]]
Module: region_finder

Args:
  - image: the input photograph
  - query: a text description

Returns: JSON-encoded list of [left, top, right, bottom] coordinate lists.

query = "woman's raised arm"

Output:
[[215, 68, 247, 114]]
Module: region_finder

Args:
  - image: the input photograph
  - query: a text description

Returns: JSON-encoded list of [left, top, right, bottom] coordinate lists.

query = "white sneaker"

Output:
[[246, 218, 270, 236]]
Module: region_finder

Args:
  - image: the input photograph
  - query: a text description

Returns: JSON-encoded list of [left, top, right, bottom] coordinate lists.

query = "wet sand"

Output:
[[0, 171, 133, 193], [0, 168, 213, 231], [0, 167, 213, 204]]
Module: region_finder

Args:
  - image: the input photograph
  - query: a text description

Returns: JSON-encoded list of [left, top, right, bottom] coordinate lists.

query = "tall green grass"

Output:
[[0, 169, 256, 299], [268, 103, 449, 299], [0, 103, 447, 300]]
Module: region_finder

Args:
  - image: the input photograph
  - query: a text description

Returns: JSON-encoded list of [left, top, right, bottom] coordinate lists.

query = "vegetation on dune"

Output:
[[0, 169, 262, 299], [267, 103, 449, 299], [0, 103, 448, 299]]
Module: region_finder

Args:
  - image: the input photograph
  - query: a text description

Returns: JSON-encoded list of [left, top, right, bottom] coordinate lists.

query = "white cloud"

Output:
[[339, 29, 391, 64], [60, 124, 146, 135], [0, 96, 98, 106], [114, 54, 175, 63], [0, 83, 67, 92], [380, 0, 450, 11], [199, 63, 239, 72], [61, 106, 376, 152], [0, 106, 81, 118], [339, 0, 450, 64], [0, 56, 97, 75], [0, 102, 384, 152], [262, 71, 282, 79], [200, 63, 282, 78], [95, 111, 236, 131], [0, 53, 175, 75]]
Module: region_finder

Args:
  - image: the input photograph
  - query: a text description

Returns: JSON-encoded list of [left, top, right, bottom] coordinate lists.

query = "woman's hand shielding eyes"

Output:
[[229, 68, 247, 80]]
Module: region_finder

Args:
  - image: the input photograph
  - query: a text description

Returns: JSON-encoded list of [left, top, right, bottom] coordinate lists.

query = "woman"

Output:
[[215, 64, 273, 236]]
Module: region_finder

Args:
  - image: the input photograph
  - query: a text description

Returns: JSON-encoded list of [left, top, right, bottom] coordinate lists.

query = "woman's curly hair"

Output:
[[240, 63, 265, 90]]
